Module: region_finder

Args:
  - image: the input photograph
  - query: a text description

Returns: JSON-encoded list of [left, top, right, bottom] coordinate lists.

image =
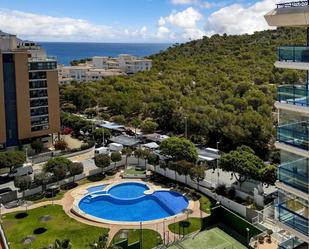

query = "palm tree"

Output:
[[134, 148, 144, 166], [89, 234, 108, 249], [54, 239, 72, 249], [122, 147, 132, 169]]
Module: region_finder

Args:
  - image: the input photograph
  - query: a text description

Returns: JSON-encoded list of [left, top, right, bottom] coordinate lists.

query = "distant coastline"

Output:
[[39, 42, 172, 65]]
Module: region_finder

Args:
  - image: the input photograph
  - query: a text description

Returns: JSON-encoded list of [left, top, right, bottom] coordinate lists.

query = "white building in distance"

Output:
[[59, 54, 152, 84]]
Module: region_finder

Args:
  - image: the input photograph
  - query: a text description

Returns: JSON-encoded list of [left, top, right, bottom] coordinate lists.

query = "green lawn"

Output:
[[168, 227, 247, 249], [198, 194, 212, 214], [112, 229, 162, 249], [124, 167, 146, 176], [2, 205, 109, 249], [168, 218, 202, 236]]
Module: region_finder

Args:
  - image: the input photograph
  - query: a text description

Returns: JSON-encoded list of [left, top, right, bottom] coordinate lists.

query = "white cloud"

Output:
[[162, 7, 203, 29], [205, 0, 283, 35], [158, 7, 205, 40], [155, 26, 171, 39], [0, 8, 154, 42]]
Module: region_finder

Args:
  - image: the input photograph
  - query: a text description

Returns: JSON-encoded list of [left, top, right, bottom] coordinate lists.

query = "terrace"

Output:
[[277, 121, 309, 150], [278, 158, 309, 193], [277, 85, 309, 107]]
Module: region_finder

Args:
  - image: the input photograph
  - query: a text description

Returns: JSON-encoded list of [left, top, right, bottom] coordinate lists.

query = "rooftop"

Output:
[[276, 1, 309, 9]]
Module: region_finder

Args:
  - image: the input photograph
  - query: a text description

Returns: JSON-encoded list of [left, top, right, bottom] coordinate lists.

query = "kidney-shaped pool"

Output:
[[78, 182, 189, 222]]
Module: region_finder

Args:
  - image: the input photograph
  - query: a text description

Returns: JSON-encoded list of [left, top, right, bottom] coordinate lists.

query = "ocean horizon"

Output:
[[39, 42, 172, 65]]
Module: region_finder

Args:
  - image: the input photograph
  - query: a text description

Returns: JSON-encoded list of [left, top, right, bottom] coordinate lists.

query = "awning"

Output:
[[110, 135, 141, 147], [142, 142, 159, 149]]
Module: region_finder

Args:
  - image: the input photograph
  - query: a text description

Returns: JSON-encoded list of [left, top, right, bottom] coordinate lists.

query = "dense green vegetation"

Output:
[[60, 28, 307, 157]]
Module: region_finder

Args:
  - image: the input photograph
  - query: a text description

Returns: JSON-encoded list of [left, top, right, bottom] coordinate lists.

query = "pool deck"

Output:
[[2, 172, 208, 244]]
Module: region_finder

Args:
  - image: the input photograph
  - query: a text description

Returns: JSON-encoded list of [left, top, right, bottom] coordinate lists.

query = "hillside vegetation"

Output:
[[60, 27, 307, 157]]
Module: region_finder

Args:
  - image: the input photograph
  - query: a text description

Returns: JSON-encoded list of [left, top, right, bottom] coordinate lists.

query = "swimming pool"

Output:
[[78, 182, 189, 222]]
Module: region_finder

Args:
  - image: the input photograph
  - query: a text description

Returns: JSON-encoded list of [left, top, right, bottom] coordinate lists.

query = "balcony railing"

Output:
[[277, 121, 309, 150], [277, 85, 309, 107], [278, 46, 309, 63], [279, 237, 304, 249], [28, 61, 57, 71], [277, 203, 308, 236], [278, 160, 309, 193], [277, 1, 309, 8]]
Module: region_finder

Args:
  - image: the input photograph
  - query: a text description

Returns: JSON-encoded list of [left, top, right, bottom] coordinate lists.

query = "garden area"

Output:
[[112, 229, 162, 249], [2, 205, 109, 249]]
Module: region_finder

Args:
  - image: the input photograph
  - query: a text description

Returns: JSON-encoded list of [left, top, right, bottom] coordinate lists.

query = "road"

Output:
[[0, 148, 96, 192]]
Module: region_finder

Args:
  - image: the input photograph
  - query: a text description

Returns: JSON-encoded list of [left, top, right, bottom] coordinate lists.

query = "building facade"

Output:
[[0, 31, 60, 149], [265, 2, 309, 248]]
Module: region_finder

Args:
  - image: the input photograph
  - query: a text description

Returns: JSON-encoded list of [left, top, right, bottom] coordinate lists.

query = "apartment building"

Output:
[[0, 31, 60, 149], [58, 64, 125, 84], [265, 2, 309, 248]]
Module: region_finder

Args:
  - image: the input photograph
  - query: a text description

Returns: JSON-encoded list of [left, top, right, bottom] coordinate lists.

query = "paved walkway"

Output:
[[2, 172, 208, 246]]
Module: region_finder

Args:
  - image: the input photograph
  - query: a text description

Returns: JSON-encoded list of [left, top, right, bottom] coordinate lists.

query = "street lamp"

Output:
[[140, 221, 143, 249], [174, 216, 177, 242], [0, 196, 2, 223], [216, 141, 220, 184], [184, 116, 188, 139], [163, 218, 167, 245], [246, 227, 250, 246]]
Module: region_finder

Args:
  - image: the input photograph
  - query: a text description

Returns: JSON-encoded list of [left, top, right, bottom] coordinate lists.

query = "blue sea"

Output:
[[39, 42, 171, 65]]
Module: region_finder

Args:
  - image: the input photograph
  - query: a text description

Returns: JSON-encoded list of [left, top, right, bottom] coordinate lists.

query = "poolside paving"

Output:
[[2, 172, 207, 245]]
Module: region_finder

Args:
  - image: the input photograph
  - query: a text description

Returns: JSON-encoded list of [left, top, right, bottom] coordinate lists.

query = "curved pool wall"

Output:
[[78, 182, 189, 222]]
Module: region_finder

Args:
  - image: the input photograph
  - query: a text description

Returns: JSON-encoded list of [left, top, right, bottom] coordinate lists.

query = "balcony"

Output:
[[277, 200, 308, 237], [278, 159, 309, 193], [277, 121, 309, 150], [28, 60, 57, 71], [277, 1, 309, 9], [265, 2, 309, 27], [278, 46, 309, 63], [278, 85, 309, 107], [279, 237, 304, 249]]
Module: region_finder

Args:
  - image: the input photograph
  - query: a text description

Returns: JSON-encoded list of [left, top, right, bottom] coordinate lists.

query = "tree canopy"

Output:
[[160, 137, 198, 163], [59, 28, 309, 157], [220, 145, 276, 185]]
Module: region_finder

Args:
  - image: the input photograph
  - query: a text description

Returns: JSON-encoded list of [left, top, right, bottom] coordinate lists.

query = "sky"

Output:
[[0, 0, 284, 43]]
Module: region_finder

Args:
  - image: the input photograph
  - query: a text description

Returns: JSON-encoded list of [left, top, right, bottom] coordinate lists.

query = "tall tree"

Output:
[[111, 152, 122, 169], [220, 145, 265, 185], [189, 166, 205, 190], [160, 137, 198, 163], [0, 151, 26, 172], [68, 162, 84, 182], [122, 147, 132, 168], [94, 154, 111, 174]]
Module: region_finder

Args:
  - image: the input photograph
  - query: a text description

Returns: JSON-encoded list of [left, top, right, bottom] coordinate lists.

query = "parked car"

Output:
[[8, 162, 33, 177], [94, 147, 110, 155]]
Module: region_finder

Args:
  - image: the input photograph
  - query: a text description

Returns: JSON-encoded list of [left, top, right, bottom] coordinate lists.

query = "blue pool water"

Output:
[[87, 184, 107, 193], [79, 182, 188, 222], [108, 182, 149, 199]]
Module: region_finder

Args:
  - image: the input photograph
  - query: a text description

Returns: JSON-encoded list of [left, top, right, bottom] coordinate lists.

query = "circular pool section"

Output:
[[78, 182, 189, 222]]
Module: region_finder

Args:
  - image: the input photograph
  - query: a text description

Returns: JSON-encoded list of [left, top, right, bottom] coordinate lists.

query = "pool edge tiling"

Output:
[[72, 181, 191, 225]]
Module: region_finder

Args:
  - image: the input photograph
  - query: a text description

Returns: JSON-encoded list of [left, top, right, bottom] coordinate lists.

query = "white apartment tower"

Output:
[[265, 2, 309, 248]]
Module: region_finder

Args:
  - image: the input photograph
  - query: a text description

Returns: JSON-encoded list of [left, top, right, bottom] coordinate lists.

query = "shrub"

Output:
[[215, 184, 226, 196], [227, 187, 236, 199], [54, 140, 68, 151]]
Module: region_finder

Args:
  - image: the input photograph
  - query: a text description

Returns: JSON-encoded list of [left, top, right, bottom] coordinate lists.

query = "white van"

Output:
[[94, 147, 110, 155], [108, 143, 123, 152], [9, 162, 33, 177]]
